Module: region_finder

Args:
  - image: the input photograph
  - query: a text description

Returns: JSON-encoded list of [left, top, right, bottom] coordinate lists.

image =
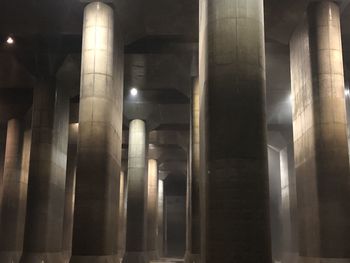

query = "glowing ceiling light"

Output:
[[130, 88, 138, 96], [6, 36, 14, 45]]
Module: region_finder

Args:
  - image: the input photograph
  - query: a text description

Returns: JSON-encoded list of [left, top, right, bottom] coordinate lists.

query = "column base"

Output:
[[147, 250, 159, 261], [62, 250, 71, 263], [299, 257, 350, 263], [122, 252, 148, 263], [70, 255, 119, 263], [20, 252, 64, 263], [0, 250, 22, 263], [282, 252, 298, 263], [184, 252, 200, 263], [117, 251, 125, 263]]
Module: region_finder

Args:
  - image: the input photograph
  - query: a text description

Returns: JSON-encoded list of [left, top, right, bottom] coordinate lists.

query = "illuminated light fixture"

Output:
[[6, 36, 14, 45], [130, 88, 138, 96], [345, 89, 350, 97]]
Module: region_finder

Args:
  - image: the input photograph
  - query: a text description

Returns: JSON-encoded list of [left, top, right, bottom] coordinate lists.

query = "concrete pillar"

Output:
[[290, 1, 350, 262], [286, 144, 298, 263], [198, 0, 271, 262], [157, 180, 164, 258], [0, 125, 8, 192], [19, 74, 69, 263], [268, 146, 282, 262], [117, 171, 128, 262], [123, 119, 148, 263], [185, 77, 200, 263], [280, 146, 298, 263], [0, 119, 26, 263], [70, 1, 124, 262], [62, 123, 78, 262], [147, 159, 159, 260]]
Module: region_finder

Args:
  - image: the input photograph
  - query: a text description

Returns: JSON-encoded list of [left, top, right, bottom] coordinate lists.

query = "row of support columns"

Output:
[[0, 1, 350, 263], [0, 117, 163, 263], [0, 0, 164, 262]]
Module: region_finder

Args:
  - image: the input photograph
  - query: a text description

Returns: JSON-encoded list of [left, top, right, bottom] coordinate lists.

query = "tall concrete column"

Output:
[[0, 125, 8, 193], [70, 1, 124, 262], [118, 171, 128, 262], [0, 119, 26, 263], [123, 119, 148, 263], [290, 1, 350, 262], [267, 146, 282, 262], [157, 180, 164, 258], [147, 159, 159, 260], [62, 123, 78, 262], [280, 145, 298, 263], [185, 77, 200, 263], [199, 1, 271, 262], [20, 74, 69, 263]]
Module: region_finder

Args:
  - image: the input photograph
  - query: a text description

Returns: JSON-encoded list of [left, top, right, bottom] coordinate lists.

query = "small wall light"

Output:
[[130, 88, 138, 96], [6, 36, 14, 45]]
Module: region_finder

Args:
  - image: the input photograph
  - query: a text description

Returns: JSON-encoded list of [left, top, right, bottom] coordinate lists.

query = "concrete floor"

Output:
[[150, 258, 184, 263]]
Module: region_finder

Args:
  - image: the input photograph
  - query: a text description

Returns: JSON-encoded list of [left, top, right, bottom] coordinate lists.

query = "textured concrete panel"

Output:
[[198, 0, 271, 262], [123, 119, 148, 263], [71, 1, 124, 262], [290, 1, 350, 260]]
